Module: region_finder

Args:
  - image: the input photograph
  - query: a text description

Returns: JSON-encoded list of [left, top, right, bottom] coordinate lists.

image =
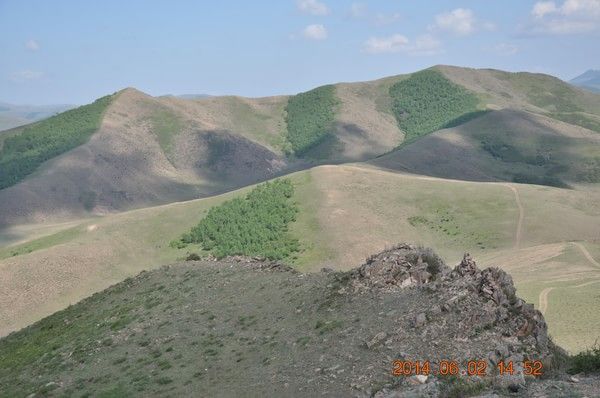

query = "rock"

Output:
[[366, 332, 388, 349], [430, 304, 442, 315], [570, 376, 580, 383], [455, 253, 478, 276], [414, 313, 427, 328]]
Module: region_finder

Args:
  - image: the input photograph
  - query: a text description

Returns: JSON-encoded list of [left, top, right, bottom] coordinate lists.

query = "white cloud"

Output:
[[532, 1, 559, 18], [302, 24, 328, 40], [364, 34, 409, 54], [349, 2, 366, 18], [493, 43, 519, 56], [527, 0, 600, 34], [432, 8, 476, 36], [348, 3, 401, 25], [297, 0, 329, 16], [11, 70, 44, 81], [364, 34, 441, 56], [25, 39, 39, 51]]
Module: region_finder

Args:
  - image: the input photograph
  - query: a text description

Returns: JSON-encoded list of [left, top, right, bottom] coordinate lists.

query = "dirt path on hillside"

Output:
[[571, 242, 600, 269], [504, 184, 523, 250], [338, 165, 526, 250], [538, 287, 554, 315]]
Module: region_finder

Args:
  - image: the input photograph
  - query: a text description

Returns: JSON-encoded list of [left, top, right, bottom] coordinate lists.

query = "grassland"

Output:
[[285, 85, 340, 157], [0, 94, 114, 189], [2, 164, 598, 352], [149, 106, 185, 157]]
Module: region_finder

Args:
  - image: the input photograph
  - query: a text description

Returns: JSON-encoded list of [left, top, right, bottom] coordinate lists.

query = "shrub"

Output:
[[285, 85, 339, 156], [570, 344, 600, 374], [389, 69, 481, 144], [185, 253, 201, 261]]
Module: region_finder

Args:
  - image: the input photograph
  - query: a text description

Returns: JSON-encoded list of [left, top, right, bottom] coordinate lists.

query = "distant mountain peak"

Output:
[[570, 69, 600, 93]]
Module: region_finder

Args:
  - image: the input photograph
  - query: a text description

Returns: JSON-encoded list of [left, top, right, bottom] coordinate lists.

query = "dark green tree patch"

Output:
[[173, 179, 300, 260], [285, 85, 339, 157], [389, 69, 481, 143], [0, 94, 115, 189]]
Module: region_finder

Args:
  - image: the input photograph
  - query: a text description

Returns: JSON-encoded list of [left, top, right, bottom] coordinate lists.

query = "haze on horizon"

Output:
[[1, 0, 599, 105]]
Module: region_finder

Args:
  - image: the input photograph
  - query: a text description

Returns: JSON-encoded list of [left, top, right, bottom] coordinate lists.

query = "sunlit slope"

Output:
[[1, 164, 599, 351], [0, 88, 289, 226], [437, 65, 600, 132], [3, 66, 600, 226]]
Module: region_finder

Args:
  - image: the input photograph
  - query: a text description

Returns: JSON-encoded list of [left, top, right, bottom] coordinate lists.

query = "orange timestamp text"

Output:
[[392, 360, 544, 377]]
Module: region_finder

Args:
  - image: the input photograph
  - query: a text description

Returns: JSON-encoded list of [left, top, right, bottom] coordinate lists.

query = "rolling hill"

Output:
[[1, 64, 600, 358], [2, 65, 599, 227], [1, 165, 599, 353], [4, 245, 600, 397]]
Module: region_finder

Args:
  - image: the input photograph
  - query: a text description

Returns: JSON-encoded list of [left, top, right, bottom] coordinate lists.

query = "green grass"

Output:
[[550, 112, 600, 133], [173, 179, 300, 260], [389, 69, 481, 143], [149, 107, 184, 156], [285, 85, 340, 157], [0, 226, 82, 260], [0, 94, 114, 189]]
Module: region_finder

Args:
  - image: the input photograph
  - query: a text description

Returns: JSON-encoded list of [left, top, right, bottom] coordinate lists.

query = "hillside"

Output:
[[0, 101, 74, 132], [372, 108, 600, 187], [571, 70, 600, 93], [1, 66, 600, 226], [3, 245, 600, 397], [1, 165, 599, 354]]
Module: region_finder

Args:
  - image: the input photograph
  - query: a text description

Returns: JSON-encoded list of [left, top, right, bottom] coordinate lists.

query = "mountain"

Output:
[[570, 69, 600, 93], [0, 101, 74, 132], [4, 245, 599, 397], [1, 66, 599, 227], [1, 65, 600, 360]]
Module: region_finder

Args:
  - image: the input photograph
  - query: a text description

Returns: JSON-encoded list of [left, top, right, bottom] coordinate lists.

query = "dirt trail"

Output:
[[536, 241, 600, 315], [571, 241, 600, 269], [538, 287, 554, 315], [504, 184, 523, 250]]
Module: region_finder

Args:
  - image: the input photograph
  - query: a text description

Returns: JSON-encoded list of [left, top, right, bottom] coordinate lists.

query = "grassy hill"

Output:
[[2, 66, 600, 226], [1, 164, 599, 353], [0, 95, 114, 190], [4, 246, 598, 397], [372, 109, 600, 187]]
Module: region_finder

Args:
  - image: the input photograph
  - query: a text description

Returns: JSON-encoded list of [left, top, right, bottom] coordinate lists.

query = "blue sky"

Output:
[[1, 0, 599, 105]]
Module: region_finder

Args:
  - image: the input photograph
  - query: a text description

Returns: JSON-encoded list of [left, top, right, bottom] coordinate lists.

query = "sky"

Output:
[[1, 0, 599, 105]]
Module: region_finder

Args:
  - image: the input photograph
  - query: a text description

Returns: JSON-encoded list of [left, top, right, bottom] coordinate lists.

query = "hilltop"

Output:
[[1, 65, 599, 226], [571, 70, 600, 93], [2, 245, 598, 397]]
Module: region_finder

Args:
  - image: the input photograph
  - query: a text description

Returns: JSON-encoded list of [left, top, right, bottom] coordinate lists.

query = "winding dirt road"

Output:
[[571, 242, 600, 269], [537, 242, 600, 314], [504, 184, 524, 250], [538, 287, 554, 315]]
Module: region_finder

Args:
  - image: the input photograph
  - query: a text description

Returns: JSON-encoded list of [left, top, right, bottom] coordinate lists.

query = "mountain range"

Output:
[[0, 64, 599, 367]]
